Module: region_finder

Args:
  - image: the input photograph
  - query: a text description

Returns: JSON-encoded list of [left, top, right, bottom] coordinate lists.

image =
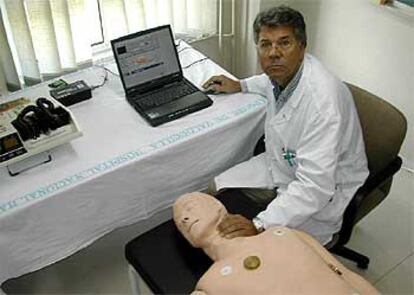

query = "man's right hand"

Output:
[[217, 213, 259, 239], [202, 75, 242, 94]]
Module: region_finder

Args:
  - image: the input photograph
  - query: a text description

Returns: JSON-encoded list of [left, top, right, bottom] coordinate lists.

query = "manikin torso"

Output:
[[195, 227, 377, 294], [173, 192, 378, 295]]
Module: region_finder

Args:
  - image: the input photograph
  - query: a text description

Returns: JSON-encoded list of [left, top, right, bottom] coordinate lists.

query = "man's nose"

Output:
[[268, 45, 282, 58]]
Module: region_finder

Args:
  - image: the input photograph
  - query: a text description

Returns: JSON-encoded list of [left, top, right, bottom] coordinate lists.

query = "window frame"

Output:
[[89, 0, 105, 47], [394, 0, 414, 8]]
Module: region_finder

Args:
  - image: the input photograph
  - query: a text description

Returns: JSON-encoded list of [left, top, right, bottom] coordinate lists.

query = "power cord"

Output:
[[90, 68, 108, 91], [182, 57, 209, 69], [90, 65, 120, 91], [176, 44, 210, 68], [90, 50, 207, 89], [178, 46, 193, 54], [94, 64, 119, 77]]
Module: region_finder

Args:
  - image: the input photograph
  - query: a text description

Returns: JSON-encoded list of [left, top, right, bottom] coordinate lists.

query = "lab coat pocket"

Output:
[[268, 107, 297, 158], [268, 107, 294, 144]]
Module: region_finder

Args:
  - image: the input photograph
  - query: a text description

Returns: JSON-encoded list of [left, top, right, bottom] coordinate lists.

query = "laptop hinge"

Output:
[[128, 74, 182, 96]]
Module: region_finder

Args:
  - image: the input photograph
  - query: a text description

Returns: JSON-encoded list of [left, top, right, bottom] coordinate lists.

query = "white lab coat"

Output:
[[215, 54, 369, 245]]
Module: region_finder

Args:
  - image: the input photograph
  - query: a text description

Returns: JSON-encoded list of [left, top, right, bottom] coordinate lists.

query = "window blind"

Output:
[[0, 0, 218, 93]]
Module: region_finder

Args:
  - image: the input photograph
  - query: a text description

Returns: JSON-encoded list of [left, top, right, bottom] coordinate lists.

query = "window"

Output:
[[86, 0, 104, 45], [374, 0, 414, 18], [395, 0, 414, 7], [0, 0, 218, 91], [378, 0, 414, 8], [85, 0, 219, 47]]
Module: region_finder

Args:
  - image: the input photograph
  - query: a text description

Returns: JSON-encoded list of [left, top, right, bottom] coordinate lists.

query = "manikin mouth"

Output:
[[188, 219, 199, 232]]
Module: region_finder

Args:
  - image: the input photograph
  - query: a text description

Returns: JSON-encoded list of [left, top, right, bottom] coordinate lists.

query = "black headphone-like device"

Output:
[[11, 97, 70, 141]]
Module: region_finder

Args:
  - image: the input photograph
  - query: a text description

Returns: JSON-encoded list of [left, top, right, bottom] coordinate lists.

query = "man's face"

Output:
[[257, 25, 305, 87]]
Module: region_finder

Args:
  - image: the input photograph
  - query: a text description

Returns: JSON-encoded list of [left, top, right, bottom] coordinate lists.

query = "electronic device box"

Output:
[[0, 96, 82, 168], [49, 80, 92, 106]]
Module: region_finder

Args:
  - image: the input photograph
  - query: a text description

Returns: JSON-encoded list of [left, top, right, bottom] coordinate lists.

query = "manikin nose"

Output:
[[183, 217, 190, 223]]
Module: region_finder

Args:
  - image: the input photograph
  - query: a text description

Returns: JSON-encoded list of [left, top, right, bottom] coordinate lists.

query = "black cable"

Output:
[[90, 68, 108, 91], [91, 53, 206, 89], [178, 46, 193, 54], [182, 57, 209, 69], [90, 65, 120, 91], [94, 64, 119, 77]]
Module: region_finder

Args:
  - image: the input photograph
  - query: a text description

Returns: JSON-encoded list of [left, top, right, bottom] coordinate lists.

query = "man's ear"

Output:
[[301, 41, 307, 50]]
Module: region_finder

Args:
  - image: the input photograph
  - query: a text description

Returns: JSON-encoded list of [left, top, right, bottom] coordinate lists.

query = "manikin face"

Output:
[[173, 192, 227, 248], [257, 25, 306, 87]]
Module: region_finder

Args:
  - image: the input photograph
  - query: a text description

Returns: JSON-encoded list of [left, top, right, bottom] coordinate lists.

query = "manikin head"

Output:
[[173, 192, 227, 248]]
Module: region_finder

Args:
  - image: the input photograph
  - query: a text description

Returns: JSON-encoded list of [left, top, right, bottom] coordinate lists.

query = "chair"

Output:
[[327, 83, 407, 268], [246, 83, 407, 268]]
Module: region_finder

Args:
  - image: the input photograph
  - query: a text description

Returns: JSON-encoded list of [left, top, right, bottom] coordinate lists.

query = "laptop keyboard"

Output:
[[135, 83, 196, 110]]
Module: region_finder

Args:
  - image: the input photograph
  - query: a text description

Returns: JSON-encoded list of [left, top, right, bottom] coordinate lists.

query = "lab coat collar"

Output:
[[270, 60, 304, 102], [284, 54, 311, 109]]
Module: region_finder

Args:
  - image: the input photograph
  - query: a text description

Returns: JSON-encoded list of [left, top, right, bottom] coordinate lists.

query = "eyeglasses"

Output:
[[257, 38, 295, 54]]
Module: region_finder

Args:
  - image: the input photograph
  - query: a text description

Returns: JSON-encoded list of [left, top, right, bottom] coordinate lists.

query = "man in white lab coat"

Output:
[[202, 6, 369, 245]]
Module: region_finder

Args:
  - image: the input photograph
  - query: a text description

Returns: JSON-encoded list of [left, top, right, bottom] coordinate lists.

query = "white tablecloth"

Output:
[[0, 43, 266, 284]]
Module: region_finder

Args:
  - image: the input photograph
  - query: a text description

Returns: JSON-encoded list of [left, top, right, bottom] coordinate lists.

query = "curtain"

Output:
[[233, 0, 260, 78], [0, 5, 18, 95], [0, 0, 218, 95], [98, 0, 217, 42]]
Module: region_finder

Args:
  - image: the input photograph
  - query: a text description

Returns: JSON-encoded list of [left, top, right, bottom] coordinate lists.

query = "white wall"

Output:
[[193, 0, 260, 77], [191, 36, 224, 68], [308, 0, 413, 169], [234, 0, 414, 169]]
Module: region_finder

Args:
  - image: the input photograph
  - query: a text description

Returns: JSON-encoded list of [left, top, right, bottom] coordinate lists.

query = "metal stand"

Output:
[[6, 151, 52, 176]]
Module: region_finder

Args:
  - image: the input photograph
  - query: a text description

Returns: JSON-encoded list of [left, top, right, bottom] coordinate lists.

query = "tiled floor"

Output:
[[337, 168, 414, 294], [2, 169, 413, 294]]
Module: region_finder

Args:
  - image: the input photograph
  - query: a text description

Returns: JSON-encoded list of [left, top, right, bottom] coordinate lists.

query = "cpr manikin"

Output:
[[173, 192, 378, 295]]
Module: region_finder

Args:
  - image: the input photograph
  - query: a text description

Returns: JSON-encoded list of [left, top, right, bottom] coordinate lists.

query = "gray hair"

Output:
[[253, 6, 307, 46]]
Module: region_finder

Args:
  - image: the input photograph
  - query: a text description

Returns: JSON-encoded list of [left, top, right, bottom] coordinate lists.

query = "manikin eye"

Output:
[[183, 217, 189, 223]]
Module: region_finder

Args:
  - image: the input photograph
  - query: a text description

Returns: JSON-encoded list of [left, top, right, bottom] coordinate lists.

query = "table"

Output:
[[0, 42, 266, 284]]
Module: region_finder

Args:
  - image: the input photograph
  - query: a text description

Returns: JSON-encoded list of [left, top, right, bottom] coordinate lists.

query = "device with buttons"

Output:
[[0, 96, 82, 170], [50, 80, 92, 106]]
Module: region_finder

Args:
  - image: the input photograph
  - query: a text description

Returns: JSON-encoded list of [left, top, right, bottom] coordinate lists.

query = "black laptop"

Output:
[[111, 25, 213, 126]]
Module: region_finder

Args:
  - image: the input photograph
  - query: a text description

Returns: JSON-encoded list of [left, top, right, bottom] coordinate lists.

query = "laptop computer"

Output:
[[111, 25, 213, 127]]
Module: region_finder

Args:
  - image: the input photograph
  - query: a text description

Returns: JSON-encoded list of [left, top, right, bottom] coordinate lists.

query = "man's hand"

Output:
[[202, 75, 241, 94], [217, 214, 258, 239]]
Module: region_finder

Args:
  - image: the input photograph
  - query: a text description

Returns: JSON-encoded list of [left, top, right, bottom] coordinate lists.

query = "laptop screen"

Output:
[[112, 26, 180, 91]]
